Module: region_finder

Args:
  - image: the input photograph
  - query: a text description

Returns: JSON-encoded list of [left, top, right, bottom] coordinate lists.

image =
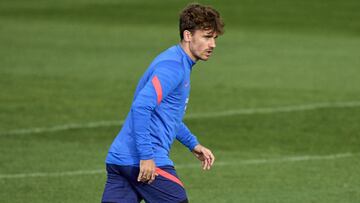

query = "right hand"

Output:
[[137, 159, 158, 184]]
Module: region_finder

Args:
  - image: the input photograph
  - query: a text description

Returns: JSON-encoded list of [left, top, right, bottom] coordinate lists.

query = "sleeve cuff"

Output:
[[188, 139, 200, 151], [139, 153, 154, 160]]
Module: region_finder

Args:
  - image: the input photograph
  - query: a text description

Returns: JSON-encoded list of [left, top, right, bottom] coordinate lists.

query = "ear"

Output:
[[183, 30, 192, 42]]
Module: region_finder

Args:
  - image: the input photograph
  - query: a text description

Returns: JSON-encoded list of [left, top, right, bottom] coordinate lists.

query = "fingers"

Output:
[[202, 157, 212, 170], [137, 160, 157, 184], [204, 153, 211, 170], [137, 168, 145, 182], [201, 148, 215, 170], [194, 145, 216, 170], [148, 172, 158, 184], [201, 155, 210, 170], [137, 167, 151, 182], [138, 168, 156, 183], [208, 150, 215, 166], [202, 159, 208, 170]]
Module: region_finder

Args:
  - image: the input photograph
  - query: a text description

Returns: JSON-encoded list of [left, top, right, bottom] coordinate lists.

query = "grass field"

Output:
[[1, 0, 360, 202]]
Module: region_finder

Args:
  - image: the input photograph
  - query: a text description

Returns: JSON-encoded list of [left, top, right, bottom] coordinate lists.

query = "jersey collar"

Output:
[[176, 44, 196, 69]]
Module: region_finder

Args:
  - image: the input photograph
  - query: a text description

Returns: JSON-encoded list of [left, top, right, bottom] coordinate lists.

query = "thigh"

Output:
[[119, 165, 188, 203], [102, 164, 141, 203]]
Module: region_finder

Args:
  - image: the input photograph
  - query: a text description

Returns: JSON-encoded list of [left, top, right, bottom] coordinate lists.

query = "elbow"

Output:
[[131, 100, 155, 114]]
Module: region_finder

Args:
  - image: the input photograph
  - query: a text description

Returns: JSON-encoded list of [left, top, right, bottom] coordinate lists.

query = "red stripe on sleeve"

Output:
[[155, 168, 184, 188], [151, 76, 163, 105]]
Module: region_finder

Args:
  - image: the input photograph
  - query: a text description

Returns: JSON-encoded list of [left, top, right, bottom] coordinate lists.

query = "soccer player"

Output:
[[102, 3, 224, 203]]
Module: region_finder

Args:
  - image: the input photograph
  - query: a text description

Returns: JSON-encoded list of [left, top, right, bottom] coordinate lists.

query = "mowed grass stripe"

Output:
[[1, 100, 360, 136], [0, 152, 357, 179]]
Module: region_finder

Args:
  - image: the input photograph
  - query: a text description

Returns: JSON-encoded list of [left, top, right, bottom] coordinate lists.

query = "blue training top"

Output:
[[106, 44, 199, 166]]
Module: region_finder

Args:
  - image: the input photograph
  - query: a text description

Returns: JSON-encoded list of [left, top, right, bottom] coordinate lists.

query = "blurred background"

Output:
[[0, 0, 360, 202]]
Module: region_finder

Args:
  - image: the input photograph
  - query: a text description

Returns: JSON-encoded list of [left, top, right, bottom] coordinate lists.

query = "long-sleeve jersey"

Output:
[[106, 44, 199, 167]]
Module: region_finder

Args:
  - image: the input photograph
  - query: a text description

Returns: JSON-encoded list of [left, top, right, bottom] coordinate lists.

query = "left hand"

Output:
[[192, 144, 215, 170], [137, 159, 158, 184]]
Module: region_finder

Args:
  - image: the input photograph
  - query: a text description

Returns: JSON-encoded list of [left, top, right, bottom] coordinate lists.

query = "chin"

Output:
[[198, 55, 210, 61]]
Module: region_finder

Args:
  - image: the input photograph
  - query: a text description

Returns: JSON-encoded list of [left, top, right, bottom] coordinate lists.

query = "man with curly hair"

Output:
[[102, 3, 224, 203]]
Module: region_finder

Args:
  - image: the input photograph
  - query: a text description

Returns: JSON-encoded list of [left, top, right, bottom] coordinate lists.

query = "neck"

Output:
[[180, 40, 197, 62]]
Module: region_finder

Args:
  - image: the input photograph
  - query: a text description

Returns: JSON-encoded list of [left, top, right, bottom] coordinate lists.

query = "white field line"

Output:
[[1, 101, 360, 136], [0, 152, 357, 179]]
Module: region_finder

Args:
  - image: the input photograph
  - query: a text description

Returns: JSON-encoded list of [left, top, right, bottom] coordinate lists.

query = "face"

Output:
[[187, 29, 217, 61]]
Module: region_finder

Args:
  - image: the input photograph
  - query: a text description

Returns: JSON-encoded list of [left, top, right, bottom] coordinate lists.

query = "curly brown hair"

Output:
[[179, 3, 224, 40]]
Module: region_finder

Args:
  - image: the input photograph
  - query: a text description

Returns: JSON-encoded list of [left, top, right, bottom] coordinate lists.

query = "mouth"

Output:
[[205, 50, 213, 57]]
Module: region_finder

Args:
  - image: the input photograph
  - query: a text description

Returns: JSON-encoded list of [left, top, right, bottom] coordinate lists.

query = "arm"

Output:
[[176, 122, 215, 170], [176, 122, 200, 151], [131, 61, 184, 183]]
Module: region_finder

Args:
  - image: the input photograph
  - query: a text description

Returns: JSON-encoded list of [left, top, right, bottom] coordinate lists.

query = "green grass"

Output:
[[1, 0, 360, 202]]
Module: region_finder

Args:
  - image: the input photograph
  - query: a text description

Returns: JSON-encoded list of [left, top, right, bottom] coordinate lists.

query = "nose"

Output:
[[209, 38, 216, 48]]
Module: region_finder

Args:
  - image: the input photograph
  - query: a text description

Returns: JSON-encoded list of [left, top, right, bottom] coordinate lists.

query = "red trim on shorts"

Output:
[[151, 76, 163, 105], [155, 168, 184, 188]]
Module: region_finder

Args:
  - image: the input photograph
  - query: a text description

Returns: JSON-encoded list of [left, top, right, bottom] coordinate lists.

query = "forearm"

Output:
[[176, 122, 200, 151], [131, 104, 155, 160]]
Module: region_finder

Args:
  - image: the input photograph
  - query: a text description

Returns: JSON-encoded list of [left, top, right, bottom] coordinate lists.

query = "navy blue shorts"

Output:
[[101, 164, 188, 203]]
